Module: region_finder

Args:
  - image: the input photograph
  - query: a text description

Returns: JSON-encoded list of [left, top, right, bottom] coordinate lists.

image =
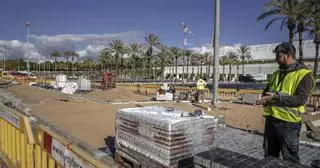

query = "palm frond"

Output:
[[265, 17, 283, 30], [257, 9, 281, 21]]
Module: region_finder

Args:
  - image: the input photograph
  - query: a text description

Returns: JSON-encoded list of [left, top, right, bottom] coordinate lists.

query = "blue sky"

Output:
[[0, 0, 293, 59]]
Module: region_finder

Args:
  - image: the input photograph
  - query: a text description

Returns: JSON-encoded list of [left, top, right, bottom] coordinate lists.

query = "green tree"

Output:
[[157, 44, 170, 82], [308, 0, 320, 78], [296, 0, 312, 62], [70, 51, 79, 77], [204, 52, 212, 79], [145, 33, 161, 83], [220, 55, 229, 82], [105, 39, 125, 81], [226, 51, 238, 81], [51, 51, 61, 73], [257, 0, 304, 44], [128, 43, 142, 82], [237, 45, 252, 75], [98, 50, 114, 71], [63, 51, 72, 77], [169, 47, 181, 82], [183, 49, 193, 80]]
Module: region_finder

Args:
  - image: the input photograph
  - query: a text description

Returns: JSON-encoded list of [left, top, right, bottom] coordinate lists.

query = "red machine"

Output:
[[102, 72, 116, 90]]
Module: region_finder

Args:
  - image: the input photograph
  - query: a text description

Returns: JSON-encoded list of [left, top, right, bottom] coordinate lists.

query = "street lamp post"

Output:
[[26, 21, 31, 76], [212, 0, 220, 106]]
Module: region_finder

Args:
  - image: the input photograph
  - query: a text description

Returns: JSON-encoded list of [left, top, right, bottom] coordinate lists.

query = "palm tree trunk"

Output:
[[313, 43, 319, 80], [148, 56, 150, 83], [133, 58, 136, 82], [186, 57, 189, 80], [55, 58, 57, 73], [182, 56, 185, 80], [289, 28, 294, 44], [222, 65, 225, 82], [192, 61, 194, 76], [242, 58, 245, 75], [299, 29, 303, 62], [229, 64, 232, 81], [175, 57, 178, 83], [67, 58, 69, 78], [200, 63, 203, 77], [236, 64, 239, 82], [208, 64, 211, 79], [72, 60, 74, 78], [116, 54, 119, 82]]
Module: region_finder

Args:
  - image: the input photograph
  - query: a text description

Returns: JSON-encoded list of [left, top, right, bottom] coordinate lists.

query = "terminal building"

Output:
[[163, 40, 318, 80]]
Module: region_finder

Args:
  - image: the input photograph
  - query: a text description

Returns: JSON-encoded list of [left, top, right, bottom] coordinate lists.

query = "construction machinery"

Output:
[[102, 72, 116, 90]]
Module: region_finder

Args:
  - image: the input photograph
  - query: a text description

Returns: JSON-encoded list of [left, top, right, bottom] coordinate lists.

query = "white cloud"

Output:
[[0, 31, 146, 61]]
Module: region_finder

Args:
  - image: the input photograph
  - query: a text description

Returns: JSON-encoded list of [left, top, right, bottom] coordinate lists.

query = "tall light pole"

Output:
[[26, 21, 31, 76], [212, 0, 220, 106]]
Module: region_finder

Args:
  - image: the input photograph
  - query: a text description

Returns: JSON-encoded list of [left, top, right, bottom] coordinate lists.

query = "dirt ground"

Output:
[[6, 85, 265, 148], [85, 88, 152, 102]]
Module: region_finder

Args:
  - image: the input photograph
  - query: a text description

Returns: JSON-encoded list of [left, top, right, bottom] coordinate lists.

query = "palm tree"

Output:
[[169, 47, 181, 83], [98, 50, 114, 71], [220, 55, 229, 82], [70, 51, 79, 78], [63, 51, 73, 77], [183, 49, 192, 80], [105, 39, 125, 82], [204, 52, 212, 79], [128, 43, 142, 82], [308, 1, 320, 78], [199, 54, 207, 78], [145, 33, 161, 83], [296, 0, 313, 62], [257, 0, 304, 44], [51, 51, 60, 73], [157, 44, 169, 82], [226, 51, 238, 81], [237, 45, 252, 75], [190, 53, 198, 78]]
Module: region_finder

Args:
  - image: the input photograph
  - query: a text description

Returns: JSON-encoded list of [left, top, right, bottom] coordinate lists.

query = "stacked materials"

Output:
[[77, 76, 91, 91], [55, 75, 67, 88], [194, 147, 260, 168], [61, 82, 78, 95], [115, 106, 218, 168]]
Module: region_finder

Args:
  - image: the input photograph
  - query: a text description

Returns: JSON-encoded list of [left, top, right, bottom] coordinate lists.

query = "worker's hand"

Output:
[[256, 92, 278, 105]]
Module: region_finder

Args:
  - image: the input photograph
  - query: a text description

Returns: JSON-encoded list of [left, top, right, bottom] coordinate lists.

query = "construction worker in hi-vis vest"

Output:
[[257, 42, 315, 163], [196, 78, 207, 103]]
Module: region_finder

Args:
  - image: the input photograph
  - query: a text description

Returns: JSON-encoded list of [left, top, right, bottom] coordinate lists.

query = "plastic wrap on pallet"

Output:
[[115, 106, 218, 167], [77, 77, 91, 91], [61, 82, 78, 95], [55, 75, 67, 88]]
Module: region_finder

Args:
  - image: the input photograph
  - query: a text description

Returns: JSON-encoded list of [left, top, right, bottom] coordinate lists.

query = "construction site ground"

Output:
[[4, 85, 320, 167]]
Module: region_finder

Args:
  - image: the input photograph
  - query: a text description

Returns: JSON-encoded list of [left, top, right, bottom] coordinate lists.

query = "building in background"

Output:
[[164, 40, 316, 80]]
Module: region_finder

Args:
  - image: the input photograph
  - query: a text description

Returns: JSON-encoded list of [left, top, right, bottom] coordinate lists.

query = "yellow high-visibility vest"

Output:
[[264, 68, 315, 122], [197, 79, 206, 90]]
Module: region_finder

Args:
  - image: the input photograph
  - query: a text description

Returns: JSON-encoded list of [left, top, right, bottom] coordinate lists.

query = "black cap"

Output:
[[274, 42, 296, 56]]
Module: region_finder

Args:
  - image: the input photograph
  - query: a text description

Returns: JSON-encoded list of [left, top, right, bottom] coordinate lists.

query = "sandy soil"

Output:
[[85, 88, 151, 102], [6, 85, 266, 148], [208, 103, 265, 133]]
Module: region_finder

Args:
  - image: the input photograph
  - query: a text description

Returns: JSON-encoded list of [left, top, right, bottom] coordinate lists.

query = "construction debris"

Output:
[[115, 106, 219, 167]]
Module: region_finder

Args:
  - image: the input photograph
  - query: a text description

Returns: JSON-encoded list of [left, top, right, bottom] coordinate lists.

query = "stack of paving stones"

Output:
[[240, 93, 262, 105], [115, 106, 219, 168], [251, 157, 310, 168], [195, 148, 310, 168], [194, 147, 260, 168]]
